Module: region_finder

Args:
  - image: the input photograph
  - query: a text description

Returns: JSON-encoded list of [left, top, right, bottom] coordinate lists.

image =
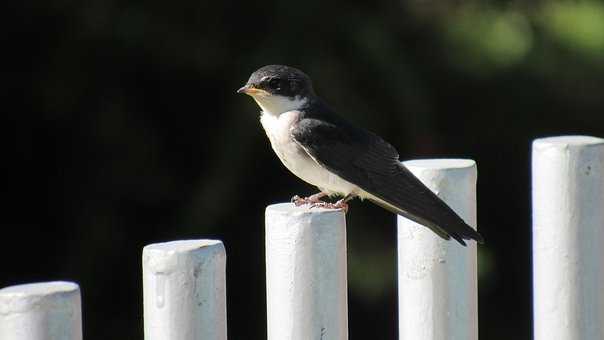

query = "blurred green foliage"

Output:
[[541, 1, 604, 61], [445, 8, 533, 72]]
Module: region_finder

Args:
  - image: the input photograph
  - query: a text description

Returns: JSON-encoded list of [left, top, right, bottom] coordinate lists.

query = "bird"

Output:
[[237, 65, 483, 245]]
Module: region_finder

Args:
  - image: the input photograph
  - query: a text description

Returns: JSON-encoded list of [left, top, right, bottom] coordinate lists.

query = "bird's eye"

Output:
[[268, 78, 281, 90]]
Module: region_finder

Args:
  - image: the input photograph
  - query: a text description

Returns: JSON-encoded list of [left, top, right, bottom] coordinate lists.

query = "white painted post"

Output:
[[397, 159, 478, 340], [0, 281, 82, 340], [143, 240, 227, 340], [532, 136, 604, 340], [265, 203, 348, 340]]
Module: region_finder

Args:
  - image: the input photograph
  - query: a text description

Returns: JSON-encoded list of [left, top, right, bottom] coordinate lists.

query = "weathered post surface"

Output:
[[397, 159, 478, 340], [143, 239, 227, 340], [265, 203, 348, 340], [532, 136, 604, 340], [0, 281, 82, 340]]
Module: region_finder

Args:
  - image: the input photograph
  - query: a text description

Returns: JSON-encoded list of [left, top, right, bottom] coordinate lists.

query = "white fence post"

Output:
[[397, 159, 478, 340], [0, 281, 82, 340], [265, 203, 348, 340], [532, 136, 604, 340], [143, 240, 227, 340]]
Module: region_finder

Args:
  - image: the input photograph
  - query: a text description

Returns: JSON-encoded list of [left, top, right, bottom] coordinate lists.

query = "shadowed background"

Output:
[[5, 1, 604, 339]]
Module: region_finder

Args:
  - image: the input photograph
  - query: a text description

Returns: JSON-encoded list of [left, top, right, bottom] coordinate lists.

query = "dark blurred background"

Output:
[[5, 0, 604, 339]]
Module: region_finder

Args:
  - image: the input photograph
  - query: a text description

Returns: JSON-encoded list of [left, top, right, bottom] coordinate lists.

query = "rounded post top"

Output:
[[143, 239, 223, 253], [533, 135, 604, 150], [0, 281, 80, 315], [0, 281, 79, 297], [266, 202, 345, 216], [402, 159, 476, 171], [143, 240, 225, 275]]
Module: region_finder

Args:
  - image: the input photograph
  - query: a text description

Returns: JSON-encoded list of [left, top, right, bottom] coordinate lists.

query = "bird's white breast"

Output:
[[259, 110, 359, 196]]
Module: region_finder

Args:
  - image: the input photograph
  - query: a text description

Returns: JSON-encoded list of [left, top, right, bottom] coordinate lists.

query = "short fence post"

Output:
[[532, 136, 604, 340], [0, 281, 82, 340], [265, 203, 348, 340], [397, 159, 478, 340], [142, 240, 227, 340]]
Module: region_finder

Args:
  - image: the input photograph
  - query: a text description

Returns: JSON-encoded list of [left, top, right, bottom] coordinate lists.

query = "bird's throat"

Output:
[[253, 95, 308, 116]]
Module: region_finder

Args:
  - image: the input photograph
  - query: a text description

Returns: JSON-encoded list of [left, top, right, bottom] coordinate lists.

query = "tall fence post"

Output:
[[0, 281, 82, 340], [397, 159, 478, 340], [143, 239, 227, 340], [265, 203, 348, 340], [532, 136, 604, 340]]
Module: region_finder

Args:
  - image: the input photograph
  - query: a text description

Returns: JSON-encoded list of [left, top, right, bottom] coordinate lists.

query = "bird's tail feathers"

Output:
[[367, 195, 483, 246]]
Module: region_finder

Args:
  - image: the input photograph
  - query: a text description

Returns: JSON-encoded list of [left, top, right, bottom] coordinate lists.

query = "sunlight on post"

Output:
[[143, 240, 227, 340], [532, 136, 604, 340], [0, 281, 82, 340], [397, 159, 478, 340], [265, 203, 348, 340]]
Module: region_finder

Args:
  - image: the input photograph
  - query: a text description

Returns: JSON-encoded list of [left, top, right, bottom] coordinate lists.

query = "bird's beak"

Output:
[[237, 85, 250, 94], [237, 85, 269, 96]]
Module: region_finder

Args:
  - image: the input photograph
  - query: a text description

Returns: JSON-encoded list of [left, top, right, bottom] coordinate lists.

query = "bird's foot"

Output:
[[309, 200, 349, 213], [291, 193, 349, 213], [291, 193, 327, 206]]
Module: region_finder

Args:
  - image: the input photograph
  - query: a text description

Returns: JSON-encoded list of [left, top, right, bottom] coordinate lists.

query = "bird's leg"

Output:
[[332, 194, 355, 213], [291, 192, 328, 206]]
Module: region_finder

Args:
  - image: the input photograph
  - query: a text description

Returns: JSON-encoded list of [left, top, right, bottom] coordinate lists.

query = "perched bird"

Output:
[[238, 65, 483, 245]]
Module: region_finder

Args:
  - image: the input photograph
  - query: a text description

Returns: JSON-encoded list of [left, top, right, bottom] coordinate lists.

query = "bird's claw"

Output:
[[291, 195, 311, 206], [291, 194, 325, 206]]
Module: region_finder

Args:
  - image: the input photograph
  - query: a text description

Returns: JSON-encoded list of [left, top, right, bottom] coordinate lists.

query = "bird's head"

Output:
[[237, 65, 315, 115]]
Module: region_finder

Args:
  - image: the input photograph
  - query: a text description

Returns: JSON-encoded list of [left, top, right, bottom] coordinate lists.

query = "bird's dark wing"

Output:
[[291, 114, 483, 245]]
